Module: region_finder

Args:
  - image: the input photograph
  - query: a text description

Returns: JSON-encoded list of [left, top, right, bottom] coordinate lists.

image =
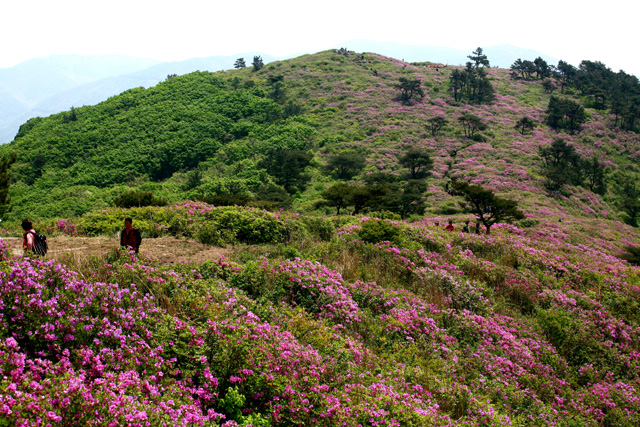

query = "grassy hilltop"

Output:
[[0, 49, 640, 426]]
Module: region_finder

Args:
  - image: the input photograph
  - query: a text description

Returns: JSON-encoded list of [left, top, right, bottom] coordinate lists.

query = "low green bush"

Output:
[[358, 219, 401, 244]]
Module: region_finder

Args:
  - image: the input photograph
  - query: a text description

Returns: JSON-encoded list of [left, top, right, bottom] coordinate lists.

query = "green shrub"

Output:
[[113, 190, 167, 208], [358, 219, 401, 244], [197, 194, 251, 206], [369, 210, 401, 220], [620, 245, 640, 266]]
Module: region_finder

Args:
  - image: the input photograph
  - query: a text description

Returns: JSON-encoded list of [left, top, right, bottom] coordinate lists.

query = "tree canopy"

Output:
[[452, 180, 525, 234], [398, 148, 433, 179]]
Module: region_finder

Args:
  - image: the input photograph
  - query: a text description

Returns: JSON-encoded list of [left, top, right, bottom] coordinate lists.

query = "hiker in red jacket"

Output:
[[21, 218, 36, 252], [120, 217, 142, 253], [445, 220, 455, 232]]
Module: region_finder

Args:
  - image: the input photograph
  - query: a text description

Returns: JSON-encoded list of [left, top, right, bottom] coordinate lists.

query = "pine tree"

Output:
[[468, 47, 490, 68], [452, 181, 525, 234], [398, 149, 433, 179], [426, 116, 448, 136], [252, 56, 264, 71], [515, 117, 535, 135], [458, 113, 487, 139]]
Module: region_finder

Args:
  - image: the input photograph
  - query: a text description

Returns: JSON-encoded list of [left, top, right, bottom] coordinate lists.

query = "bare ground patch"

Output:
[[4, 235, 232, 265]]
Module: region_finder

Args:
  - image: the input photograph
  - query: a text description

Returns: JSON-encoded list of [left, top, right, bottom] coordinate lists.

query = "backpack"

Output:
[[29, 231, 48, 256]]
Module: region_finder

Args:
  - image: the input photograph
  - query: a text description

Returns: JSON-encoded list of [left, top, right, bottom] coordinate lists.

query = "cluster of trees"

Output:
[[449, 48, 495, 104], [234, 56, 264, 71], [321, 176, 427, 218], [423, 113, 488, 140], [538, 138, 606, 194], [321, 148, 433, 218], [510, 57, 551, 80], [512, 57, 640, 132], [546, 96, 587, 132], [611, 172, 640, 227], [538, 139, 640, 227], [549, 60, 640, 131], [0, 68, 318, 219]]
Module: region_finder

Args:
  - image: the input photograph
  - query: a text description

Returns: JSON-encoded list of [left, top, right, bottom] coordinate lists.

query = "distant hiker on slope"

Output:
[[462, 220, 470, 233], [120, 217, 142, 253]]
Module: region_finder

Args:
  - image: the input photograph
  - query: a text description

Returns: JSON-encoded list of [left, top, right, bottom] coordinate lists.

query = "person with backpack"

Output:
[[22, 218, 48, 256], [120, 217, 142, 253]]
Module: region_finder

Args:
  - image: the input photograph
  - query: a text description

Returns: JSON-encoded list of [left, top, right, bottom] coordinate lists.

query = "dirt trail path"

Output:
[[3, 236, 232, 265]]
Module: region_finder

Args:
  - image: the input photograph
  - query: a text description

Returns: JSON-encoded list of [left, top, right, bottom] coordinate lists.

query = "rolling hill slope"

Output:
[[2, 50, 640, 426], [1, 49, 639, 249]]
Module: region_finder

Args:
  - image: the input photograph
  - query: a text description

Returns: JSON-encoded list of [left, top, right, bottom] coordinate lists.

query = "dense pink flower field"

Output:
[[1, 207, 639, 426]]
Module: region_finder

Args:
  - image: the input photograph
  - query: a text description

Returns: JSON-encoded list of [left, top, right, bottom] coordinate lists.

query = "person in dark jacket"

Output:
[[120, 217, 142, 253]]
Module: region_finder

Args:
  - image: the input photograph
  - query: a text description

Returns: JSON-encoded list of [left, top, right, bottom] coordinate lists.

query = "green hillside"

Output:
[[2, 49, 640, 426], [2, 49, 640, 240]]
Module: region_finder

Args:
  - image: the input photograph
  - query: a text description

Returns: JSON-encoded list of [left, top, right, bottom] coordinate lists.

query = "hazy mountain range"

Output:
[[0, 42, 557, 144]]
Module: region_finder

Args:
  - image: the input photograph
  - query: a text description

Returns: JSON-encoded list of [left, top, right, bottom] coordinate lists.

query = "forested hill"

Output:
[[2, 49, 640, 245]]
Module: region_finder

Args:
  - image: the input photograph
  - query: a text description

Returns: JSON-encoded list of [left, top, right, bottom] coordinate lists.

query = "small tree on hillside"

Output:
[[398, 148, 433, 179], [260, 148, 312, 194], [452, 180, 525, 234], [542, 79, 557, 94], [612, 172, 640, 227], [234, 58, 246, 69], [468, 47, 490, 68], [252, 56, 264, 71], [426, 116, 448, 136], [0, 153, 16, 217], [396, 77, 425, 103], [321, 183, 352, 215], [458, 113, 487, 139], [534, 57, 551, 79], [546, 95, 587, 133], [581, 156, 607, 195], [324, 152, 366, 180], [554, 60, 578, 93], [538, 138, 582, 192], [515, 117, 535, 135], [267, 74, 285, 102], [348, 185, 373, 215], [399, 180, 428, 218], [510, 59, 536, 80]]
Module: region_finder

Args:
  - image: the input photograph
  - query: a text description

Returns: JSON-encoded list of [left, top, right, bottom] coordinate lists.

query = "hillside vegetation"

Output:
[[2, 49, 639, 230], [1, 203, 640, 425], [1, 49, 640, 425]]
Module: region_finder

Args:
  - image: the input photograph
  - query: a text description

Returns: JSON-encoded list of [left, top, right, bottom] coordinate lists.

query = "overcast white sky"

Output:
[[2, 0, 638, 75]]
